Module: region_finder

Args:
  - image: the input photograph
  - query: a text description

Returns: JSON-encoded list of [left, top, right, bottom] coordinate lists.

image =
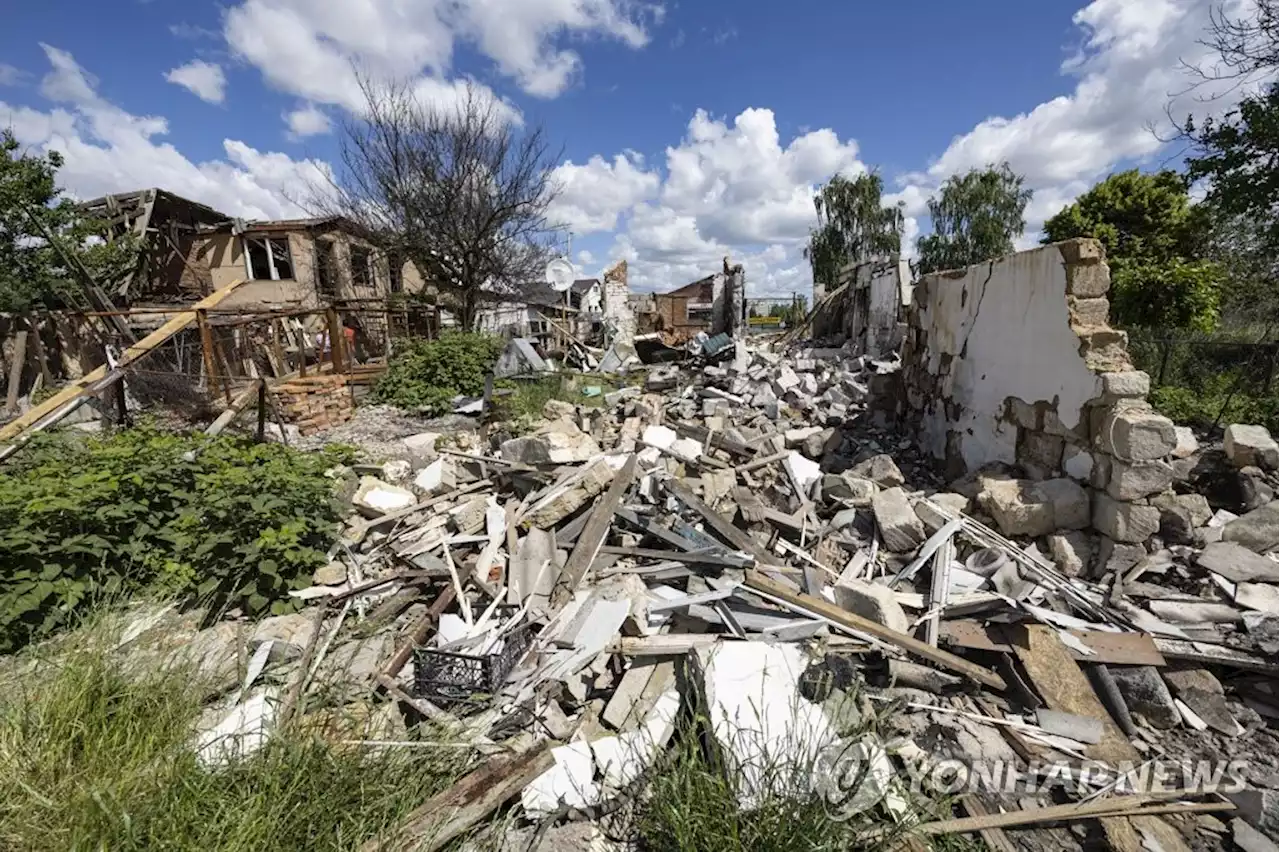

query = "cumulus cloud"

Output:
[[284, 103, 332, 138], [9, 45, 327, 220], [220, 0, 659, 126], [548, 152, 659, 234], [164, 59, 227, 104]]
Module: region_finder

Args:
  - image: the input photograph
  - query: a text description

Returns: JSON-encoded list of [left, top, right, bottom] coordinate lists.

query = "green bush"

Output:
[[371, 332, 504, 413], [0, 427, 352, 652]]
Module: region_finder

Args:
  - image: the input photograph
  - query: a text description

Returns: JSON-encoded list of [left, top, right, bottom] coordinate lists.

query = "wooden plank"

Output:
[[940, 621, 1167, 667], [614, 507, 701, 552], [597, 545, 748, 568], [0, 279, 249, 443], [4, 330, 28, 414], [197, 309, 219, 398], [361, 741, 555, 852], [666, 479, 777, 566], [958, 794, 1018, 852], [379, 584, 458, 680], [205, 379, 264, 436], [744, 570, 1007, 691], [551, 453, 638, 607], [1009, 625, 1136, 766]]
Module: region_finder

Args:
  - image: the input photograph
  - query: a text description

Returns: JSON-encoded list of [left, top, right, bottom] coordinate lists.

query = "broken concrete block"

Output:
[[979, 477, 1054, 538], [1061, 444, 1093, 481], [1063, 259, 1110, 298], [834, 578, 909, 633], [783, 425, 823, 448], [604, 386, 640, 408], [1092, 493, 1160, 543], [1109, 665, 1180, 729], [822, 474, 877, 506], [1196, 541, 1278, 583], [1037, 478, 1090, 530], [412, 457, 456, 496], [1035, 708, 1104, 744], [1101, 371, 1150, 400], [850, 453, 905, 488], [1067, 296, 1110, 328], [1099, 407, 1178, 462], [1172, 426, 1199, 459], [525, 457, 616, 529], [502, 419, 602, 465], [352, 476, 417, 518], [1105, 459, 1174, 500], [1092, 536, 1146, 578], [1150, 492, 1211, 545], [1162, 668, 1239, 736], [402, 432, 442, 460], [1225, 424, 1279, 470], [1222, 501, 1278, 554], [915, 492, 969, 533], [872, 487, 926, 552], [783, 451, 822, 498], [1047, 531, 1092, 578], [542, 399, 577, 420], [312, 561, 347, 586]]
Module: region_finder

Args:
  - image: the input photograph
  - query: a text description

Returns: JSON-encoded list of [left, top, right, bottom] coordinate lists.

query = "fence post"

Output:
[[197, 309, 219, 398], [256, 380, 267, 442]]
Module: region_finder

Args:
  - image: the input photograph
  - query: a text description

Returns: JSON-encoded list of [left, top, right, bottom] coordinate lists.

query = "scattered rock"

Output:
[[313, 561, 348, 586], [849, 454, 905, 488], [1224, 424, 1279, 470], [871, 487, 926, 552], [501, 418, 602, 465], [833, 579, 909, 633], [1047, 531, 1092, 578], [1195, 541, 1278, 584], [1223, 501, 1279, 554], [1109, 665, 1180, 729], [352, 476, 417, 518]]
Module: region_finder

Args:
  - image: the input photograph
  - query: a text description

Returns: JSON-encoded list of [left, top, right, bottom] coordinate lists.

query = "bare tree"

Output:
[[320, 77, 562, 329]]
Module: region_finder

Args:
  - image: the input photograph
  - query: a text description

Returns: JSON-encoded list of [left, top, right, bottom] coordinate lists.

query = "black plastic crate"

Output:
[[413, 621, 534, 708]]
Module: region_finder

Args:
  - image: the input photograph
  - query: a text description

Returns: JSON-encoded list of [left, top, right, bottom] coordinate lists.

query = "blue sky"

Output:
[[0, 0, 1252, 297]]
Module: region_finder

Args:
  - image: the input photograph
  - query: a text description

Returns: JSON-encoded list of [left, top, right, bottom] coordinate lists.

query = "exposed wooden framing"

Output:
[[4, 330, 29, 414], [674, 421, 756, 458], [325, 306, 346, 373], [269, 319, 289, 376], [211, 333, 235, 404], [551, 453, 639, 607], [28, 317, 53, 387], [197, 309, 219, 397], [0, 279, 250, 446], [744, 570, 1008, 691]]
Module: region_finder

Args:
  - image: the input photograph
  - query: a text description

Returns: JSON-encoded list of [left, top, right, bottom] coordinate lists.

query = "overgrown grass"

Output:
[[495, 373, 631, 429], [0, 617, 463, 851]]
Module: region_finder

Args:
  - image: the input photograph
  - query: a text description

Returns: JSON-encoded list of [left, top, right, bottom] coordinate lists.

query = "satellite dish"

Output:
[[545, 257, 575, 292]]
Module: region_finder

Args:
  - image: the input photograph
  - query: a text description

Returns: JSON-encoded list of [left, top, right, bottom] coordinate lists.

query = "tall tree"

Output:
[[915, 163, 1031, 274], [321, 79, 561, 329], [0, 130, 137, 312], [805, 173, 903, 289], [1042, 169, 1222, 331]]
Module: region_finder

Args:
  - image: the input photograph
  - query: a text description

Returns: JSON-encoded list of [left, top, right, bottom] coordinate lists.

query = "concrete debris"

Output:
[[1225, 424, 1279, 471], [352, 476, 417, 518], [872, 486, 926, 551]]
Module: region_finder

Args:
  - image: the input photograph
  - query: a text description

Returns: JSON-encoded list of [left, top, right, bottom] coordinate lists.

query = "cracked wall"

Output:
[[897, 239, 1180, 543]]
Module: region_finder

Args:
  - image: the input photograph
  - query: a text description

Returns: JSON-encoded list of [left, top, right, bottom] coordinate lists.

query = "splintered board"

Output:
[[940, 620, 1166, 666]]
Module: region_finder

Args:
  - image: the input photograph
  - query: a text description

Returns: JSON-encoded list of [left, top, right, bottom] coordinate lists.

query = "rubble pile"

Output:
[[120, 339, 1277, 850]]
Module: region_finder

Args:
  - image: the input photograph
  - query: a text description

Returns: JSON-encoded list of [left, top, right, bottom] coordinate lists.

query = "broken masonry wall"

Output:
[[808, 255, 910, 355], [602, 259, 635, 344], [897, 238, 1179, 541]]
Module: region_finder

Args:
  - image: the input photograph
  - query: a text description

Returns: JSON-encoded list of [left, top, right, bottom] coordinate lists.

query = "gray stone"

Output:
[[542, 399, 577, 420], [1101, 370, 1150, 400], [1037, 478, 1090, 530], [1062, 444, 1094, 481], [1195, 541, 1278, 583], [1106, 459, 1174, 500], [834, 578, 909, 633], [1018, 431, 1065, 479], [849, 453, 905, 488], [501, 419, 602, 465], [1224, 424, 1279, 470], [313, 561, 348, 586], [1162, 668, 1238, 736], [822, 473, 878, 506], [1092, 536, 1146, 579], [1222, 501, 1279, 554], [1172, 426, 1198, 459], [1099, 407, 1178, 462], [871, 487, 926, 552], [1092, 493, 1160, 543], [915, 492, 969, 533], [979, 478, 1055, 538], [1047, 531, 1092, 578], [1109, 665, 1180, 729]]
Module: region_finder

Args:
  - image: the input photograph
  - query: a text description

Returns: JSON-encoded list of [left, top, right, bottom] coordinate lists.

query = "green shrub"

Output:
[[0, 427, 353, 652], [372, 332, 504, 413]]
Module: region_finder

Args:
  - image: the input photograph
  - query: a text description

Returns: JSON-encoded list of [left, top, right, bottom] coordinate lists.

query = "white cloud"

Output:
[[0, 63, 26, 87], [284, 103, 332, 138], [220, 0, 659, 123], [548, 152, 659, 234], [164, 59, 227, 104], [10, 46, 327, 221], [909, 0, 1257, 235]]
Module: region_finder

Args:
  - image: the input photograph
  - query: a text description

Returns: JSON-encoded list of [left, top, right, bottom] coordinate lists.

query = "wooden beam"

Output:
[[361, 741, 555, 852], [744, 570, 1007, 691], [914, 795, 1229, 836], [4, 330, 28, 414], [665, 479, 778, 567], [0, 279, 250, 444], [551, 453, 638, 607], [204, 379, 264, 436], [597, 544, 749, 568]]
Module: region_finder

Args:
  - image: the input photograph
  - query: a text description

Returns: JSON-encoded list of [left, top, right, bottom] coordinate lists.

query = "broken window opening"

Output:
[[350, 246, 373, 290], [389, 252, 404, 294], [243, 236, 295, 281], [317, 239, 339, 299]]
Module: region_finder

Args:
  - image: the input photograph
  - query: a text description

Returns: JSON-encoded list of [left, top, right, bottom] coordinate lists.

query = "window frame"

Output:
[[242, 234, 296, 281]]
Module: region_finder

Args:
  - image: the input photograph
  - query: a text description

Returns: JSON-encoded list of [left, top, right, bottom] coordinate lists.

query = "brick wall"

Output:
[[275, 375, 354, 435]]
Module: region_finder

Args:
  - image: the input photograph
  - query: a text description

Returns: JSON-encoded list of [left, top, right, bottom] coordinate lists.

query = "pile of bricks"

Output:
[[275, 375, 353, 435]]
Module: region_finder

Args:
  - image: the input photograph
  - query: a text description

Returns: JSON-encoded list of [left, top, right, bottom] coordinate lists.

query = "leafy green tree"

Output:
[[1042, 169, 1222, 331], [0, 130, 138, 312], [805, 173, 903, 288], [916, 163, 1032, 274]]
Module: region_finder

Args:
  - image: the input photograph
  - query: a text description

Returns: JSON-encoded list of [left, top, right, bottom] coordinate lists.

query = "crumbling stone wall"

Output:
[[275, 375, 354, 435], [897, 238, 1180, 544], [602, 260, 635, 344]]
